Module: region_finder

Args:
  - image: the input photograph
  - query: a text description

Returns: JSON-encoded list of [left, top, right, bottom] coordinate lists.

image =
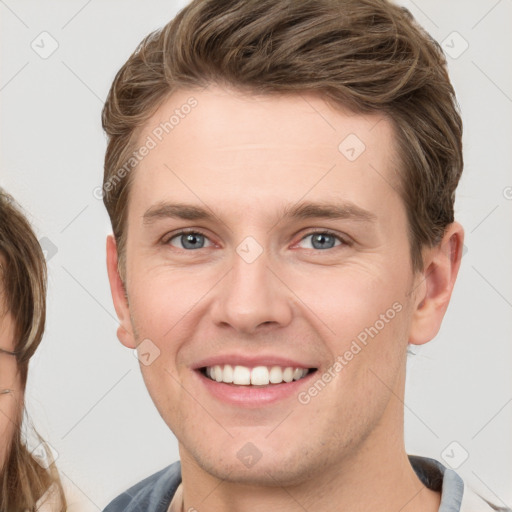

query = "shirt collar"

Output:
[[409, 455, 464, 512]]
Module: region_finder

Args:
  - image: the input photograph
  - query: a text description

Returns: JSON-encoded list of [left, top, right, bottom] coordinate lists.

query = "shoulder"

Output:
[[102, 461, 182, 512]]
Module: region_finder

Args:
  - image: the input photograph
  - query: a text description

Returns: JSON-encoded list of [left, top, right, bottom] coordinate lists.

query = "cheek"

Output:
[[127, 273, 200, 414], [294, 264, 411, 404], [128, 267, 211, 340], [292, 261, 410, 345]]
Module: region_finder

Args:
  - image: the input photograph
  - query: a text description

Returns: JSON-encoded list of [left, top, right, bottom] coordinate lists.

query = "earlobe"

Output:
[[409, 222, 464, 346], [116, 323, 136, 350], [106, 235, 137, 349]]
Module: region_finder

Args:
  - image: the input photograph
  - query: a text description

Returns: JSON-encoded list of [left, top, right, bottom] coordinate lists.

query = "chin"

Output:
[[203, 459, 309, 487], [185, 440, 328, 488]]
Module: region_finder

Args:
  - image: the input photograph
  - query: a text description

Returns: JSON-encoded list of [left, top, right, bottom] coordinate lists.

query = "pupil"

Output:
[[313, 233, 334, 250], [183, 233, 203, 249]]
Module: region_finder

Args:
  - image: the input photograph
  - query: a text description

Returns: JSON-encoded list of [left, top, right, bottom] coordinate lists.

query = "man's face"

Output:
[[112, 86, 424, 484]]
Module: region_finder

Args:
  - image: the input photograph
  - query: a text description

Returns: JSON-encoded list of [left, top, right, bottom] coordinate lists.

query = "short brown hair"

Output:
[[0, 189, 66, 511], [102, 0, 463, 273]]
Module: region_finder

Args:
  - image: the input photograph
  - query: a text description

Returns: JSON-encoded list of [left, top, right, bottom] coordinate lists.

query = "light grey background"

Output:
[[1, 0, 511, 509]]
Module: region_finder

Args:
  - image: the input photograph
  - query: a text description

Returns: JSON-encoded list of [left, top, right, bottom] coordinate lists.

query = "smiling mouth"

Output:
[[200, 364, 317, 386]]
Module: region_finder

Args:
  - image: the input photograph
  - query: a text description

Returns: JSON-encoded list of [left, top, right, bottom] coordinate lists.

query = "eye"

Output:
[[297, 231, 346, 250], [166, 230, 214, 250]]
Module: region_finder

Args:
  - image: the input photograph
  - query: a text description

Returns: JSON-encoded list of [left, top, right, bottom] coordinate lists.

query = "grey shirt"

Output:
[[102, 455, 500, 512]]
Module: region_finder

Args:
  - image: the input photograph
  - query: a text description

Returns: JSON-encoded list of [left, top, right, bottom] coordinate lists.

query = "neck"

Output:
[[179, 425, 440, 512]]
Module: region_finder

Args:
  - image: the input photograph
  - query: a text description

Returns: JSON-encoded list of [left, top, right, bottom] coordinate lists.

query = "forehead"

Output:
[[129, 86, 402, 221]]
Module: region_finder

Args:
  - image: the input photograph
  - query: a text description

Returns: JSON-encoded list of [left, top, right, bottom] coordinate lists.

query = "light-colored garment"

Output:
[[167, 483, 182, 512]]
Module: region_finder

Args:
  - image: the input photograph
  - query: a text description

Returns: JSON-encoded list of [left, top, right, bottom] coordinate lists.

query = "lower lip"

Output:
[[195, 370, 316, 408]]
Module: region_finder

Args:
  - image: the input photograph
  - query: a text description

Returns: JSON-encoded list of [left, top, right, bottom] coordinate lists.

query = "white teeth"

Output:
[[250, 366, 269, 386], [269, 366, 283, 384], [214, 365, 223, 382], [293, 368, 304, 381], [222, 364, 234, 383], [232, 365, 251, 385], [204, 364, 310, 386], [282, 367, 294, 383]]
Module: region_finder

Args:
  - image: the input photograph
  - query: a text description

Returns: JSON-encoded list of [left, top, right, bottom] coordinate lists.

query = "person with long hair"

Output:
[[0, 188, 66, 511]]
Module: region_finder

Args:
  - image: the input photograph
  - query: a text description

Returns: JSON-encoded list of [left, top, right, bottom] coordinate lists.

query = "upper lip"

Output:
[[192, 354, 318, 370]]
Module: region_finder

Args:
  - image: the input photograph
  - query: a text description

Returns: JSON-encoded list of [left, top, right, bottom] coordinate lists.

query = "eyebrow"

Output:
[[281, 201, 376, 222], [142, 200, 376, 225], [144, 203, 217, 223]]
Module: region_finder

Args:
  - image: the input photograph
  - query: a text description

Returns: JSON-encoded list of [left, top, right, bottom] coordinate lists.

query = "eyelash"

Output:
[[163, 228, 350, 251]]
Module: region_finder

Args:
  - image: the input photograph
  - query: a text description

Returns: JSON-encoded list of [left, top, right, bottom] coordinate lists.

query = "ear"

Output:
[[409, 222, 464, 345], [106, 235, 137, 349]]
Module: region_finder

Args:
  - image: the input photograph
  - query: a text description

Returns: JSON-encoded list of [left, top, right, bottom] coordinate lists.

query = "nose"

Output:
[[209, 242, 293, 335]]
